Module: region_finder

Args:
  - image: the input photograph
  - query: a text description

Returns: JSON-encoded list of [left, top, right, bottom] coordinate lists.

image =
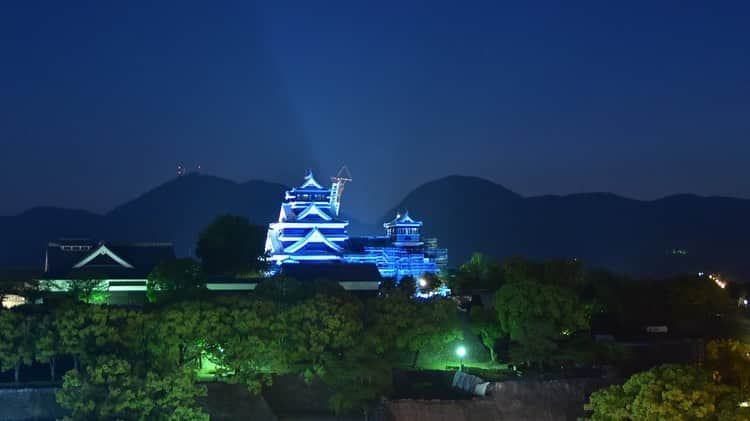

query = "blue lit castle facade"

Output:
[[265, 171, 447, 281], [265, 171, 349, 264]]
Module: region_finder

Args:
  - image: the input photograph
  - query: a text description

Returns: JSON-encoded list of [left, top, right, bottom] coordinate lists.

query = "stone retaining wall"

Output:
[[384, 378, 613, 421]]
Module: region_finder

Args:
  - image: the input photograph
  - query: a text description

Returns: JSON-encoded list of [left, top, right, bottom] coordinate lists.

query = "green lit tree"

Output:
[[320, 344, 393, 421], [706, 339, 750, 393], [367, 293, 462, 367], [0, 309, 35, 383], [57, 355, 208, 420], [54, 304, 88, 371], [36, 311, 61, 381], [366, 292, 419, 354], [64, 269, 109, 304], [583, 364, 748, 421], [196, 215, 267, 277], [469, 306, 503, 363], [209, 298, 287, 392], [146, 258, 205, 303], [54, 304, 121, 371], [281, 294, 363, 375], [494, 280, 589, 367], [149, 301, 213, 369], [400, 298, 463, 367]]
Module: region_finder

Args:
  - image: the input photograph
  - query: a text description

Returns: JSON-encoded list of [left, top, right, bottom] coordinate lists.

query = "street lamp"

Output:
[[456, 345, 467, 370]]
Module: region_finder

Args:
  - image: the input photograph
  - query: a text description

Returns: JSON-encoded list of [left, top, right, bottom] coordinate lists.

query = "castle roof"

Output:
[[281, 262, 382, 283], [298, 170, 325, 190], [384, 210, 423, 228], [42, 240, 175, 279]]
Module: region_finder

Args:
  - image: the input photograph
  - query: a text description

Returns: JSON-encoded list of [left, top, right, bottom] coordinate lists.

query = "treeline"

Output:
[[0, 279, 462, 420], [448, 253, 743, 369]]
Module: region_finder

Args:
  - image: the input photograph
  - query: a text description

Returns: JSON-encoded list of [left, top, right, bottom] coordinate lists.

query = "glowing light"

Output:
[[418, 278, 428, 288], [740, 401, 749, 408], [456, 345, 467, 358], [707, 273, 727, 289]]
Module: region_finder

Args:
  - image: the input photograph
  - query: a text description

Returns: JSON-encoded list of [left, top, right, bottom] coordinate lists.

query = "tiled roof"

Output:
[[42, 240, 175, 279], [281, 262, 382, 282]]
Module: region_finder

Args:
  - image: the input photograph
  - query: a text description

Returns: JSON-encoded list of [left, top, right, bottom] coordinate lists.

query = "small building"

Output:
[[39, 240, 175, 304], [344, 211, 447, 281]]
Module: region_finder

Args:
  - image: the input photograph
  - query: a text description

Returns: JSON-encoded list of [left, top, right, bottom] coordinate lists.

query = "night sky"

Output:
[[2, 1, 749, 222]]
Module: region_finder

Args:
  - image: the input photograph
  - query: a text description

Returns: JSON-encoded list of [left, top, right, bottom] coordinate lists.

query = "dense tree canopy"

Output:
[[147, 258, 205, 303], [63, 269, 109, 304], [469, 306, 503, 362], [584, 364, 748, 421], [57, 355, 207, 421], [452, 252, 502, 292], [706, 339, 750, 394], [494, 279, 589, 366], [196, 215, 267, 277]]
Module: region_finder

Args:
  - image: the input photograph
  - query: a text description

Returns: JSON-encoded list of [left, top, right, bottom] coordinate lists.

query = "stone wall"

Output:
[[384, 378, 613, 421], [0, 388, 66, 421]]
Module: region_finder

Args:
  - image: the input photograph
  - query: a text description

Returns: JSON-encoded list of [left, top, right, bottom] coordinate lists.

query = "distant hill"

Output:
[[0, 175, 286, 269], [3, 173, 750, 280], [384, 175, 750, 279], [0, 174, 375, 271]]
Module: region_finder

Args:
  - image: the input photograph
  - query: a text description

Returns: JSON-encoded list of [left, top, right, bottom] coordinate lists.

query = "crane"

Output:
[[330, 165, 352, 216]]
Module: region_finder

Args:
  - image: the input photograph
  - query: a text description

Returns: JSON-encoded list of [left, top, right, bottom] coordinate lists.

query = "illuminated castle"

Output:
[[265, 170, 447, 280], [265, 171, 349, 264]]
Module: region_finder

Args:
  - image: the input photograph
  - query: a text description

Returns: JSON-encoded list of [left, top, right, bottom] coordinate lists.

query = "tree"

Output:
[[502, 256, 586, 291], [209, 298, 287, 392], [453, 253, 502, 292], [494, 280, 589, 367], [196, 215, 267, 276], [397, 275, 417, 297], [54, 304, 121, 371], [469, 307, 503, 363], [706, 339, 750, 393], [147, 258, 205, 303], [399, 298, 463, 367], [668, 274, 738, 336], [0, 309, 35, 383], [54, 304, 88, 371], [320, 344, 393, 421], [417, 272, 442, 294], [583, 364, 748, 421], [57, 355, 208, 420], [366, 292, 419, 355], [281, 294, 363, 372], [64, 269, 110, 304], [36, 311, 61, 381], [149, 301, 212, 370]]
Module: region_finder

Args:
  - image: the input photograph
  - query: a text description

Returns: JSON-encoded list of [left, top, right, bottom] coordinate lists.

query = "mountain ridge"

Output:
[[2, 173, 749, 280]]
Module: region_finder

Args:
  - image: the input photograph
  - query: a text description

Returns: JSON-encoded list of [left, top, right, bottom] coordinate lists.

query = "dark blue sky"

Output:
[[2, 1, 749, 222]]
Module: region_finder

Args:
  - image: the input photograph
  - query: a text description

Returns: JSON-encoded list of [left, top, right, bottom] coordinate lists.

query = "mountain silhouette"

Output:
[[0, 174, 285, 269], [3, 174, 750, 280], [384, 175, 750, 279]]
